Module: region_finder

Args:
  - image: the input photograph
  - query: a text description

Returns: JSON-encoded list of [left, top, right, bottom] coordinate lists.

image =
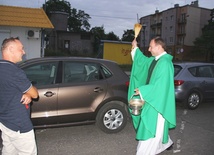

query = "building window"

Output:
[[168, 48, 172, 54], [181, 25, 185, 34], [170, 26, 173, 32], [181, 13, 186, 21], [64, 40, 70, 49], [169, 37, 173, 43], [178, 37, 182, 45], [170, 15, 174, 21]]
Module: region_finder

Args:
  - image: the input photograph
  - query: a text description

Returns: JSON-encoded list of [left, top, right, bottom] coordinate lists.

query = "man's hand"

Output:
[[20, 93, 32, 105], [27, 86, 39, 99]]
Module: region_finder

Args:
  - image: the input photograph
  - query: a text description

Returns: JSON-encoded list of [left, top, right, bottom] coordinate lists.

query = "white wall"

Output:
[[0, 29, 10, 59], [0, 26, 41, 60]]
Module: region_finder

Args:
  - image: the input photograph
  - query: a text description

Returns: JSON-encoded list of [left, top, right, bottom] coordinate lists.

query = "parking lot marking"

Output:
[[174, 109, 188, 153]]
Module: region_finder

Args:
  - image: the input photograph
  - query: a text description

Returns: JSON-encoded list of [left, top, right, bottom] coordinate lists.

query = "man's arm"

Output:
[[21, 86, 39, 105], [25, 86, 38, 99]]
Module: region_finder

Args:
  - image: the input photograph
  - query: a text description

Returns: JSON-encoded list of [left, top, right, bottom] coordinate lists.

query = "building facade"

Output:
[[0, 5, 53, 59], [45, 11, 94, 56], [139, 1, 211, 61]]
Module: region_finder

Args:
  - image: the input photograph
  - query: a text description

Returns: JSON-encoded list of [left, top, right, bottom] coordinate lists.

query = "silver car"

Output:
[[174, 62, 214, 110]]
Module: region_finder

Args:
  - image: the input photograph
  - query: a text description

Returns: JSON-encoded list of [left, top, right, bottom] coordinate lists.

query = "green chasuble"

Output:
[[128, 48, 176, 143]]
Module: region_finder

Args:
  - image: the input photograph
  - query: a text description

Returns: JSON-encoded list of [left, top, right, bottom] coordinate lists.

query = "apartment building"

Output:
[[139, 1, 211, 60]]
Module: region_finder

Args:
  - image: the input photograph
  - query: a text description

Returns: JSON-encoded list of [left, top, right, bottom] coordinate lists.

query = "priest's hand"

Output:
[[134, 88, 140, 95], [132, 38, 138, 48]]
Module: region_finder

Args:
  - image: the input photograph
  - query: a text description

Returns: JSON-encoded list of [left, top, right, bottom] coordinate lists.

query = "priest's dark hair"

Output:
[[152, 36, 166, 51]]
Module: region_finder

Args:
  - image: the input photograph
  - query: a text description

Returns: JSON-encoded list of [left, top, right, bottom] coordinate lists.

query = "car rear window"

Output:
[[174, 65, 182, 76], [189, 65, 214, 77], [63, 62, 104, 83], [188, 67, 197, 76]]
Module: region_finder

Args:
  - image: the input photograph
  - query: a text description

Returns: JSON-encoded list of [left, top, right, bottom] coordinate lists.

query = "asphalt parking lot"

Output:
[[1, 102, 214, 155]]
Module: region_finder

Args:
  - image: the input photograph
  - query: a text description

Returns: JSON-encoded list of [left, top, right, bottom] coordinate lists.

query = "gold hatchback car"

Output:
[[19, 57, 129, 133]]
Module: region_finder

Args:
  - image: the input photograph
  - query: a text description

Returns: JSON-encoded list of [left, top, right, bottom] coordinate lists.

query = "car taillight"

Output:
[[125, 81, 130, 87], [174, 80, 184, 86]]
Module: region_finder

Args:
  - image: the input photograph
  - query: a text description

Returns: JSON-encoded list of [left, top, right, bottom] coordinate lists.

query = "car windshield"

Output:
[[174, 65, 182, 77]]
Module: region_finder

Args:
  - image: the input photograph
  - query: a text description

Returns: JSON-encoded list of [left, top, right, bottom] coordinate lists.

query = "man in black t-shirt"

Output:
[[0, 37, 39, 155]]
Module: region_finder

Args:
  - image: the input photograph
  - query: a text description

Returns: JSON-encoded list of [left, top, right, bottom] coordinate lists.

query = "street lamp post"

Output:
[[142, 24, 147, 53]]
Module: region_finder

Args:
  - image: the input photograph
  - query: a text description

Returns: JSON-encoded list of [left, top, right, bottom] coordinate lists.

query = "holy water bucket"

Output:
[[129, 95, 145, 115]]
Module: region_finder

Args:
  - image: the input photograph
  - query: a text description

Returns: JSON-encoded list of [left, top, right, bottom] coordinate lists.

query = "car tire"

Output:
[[96, 101, 128, 134], [185, 91, 201, 110]]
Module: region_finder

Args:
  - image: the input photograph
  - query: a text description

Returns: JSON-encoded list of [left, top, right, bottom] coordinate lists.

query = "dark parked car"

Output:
[[19, 57, 129, 133], [174, 62, 214, 109]]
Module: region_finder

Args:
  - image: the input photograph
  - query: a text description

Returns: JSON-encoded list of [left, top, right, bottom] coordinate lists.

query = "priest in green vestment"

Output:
[[128, 36, 176, 154]]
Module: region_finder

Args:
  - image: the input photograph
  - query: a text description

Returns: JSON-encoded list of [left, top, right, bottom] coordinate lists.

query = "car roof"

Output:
[[173, 61, 214, 67], [19, 57, 117, 66]]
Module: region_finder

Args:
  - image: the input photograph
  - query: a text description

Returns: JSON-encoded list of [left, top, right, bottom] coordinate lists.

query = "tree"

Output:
[[121, 29, 134, 42], [90, 26, 106, 55], [90, 26, 106, 40], [68, 9, 91, 32], [193, 9, 214, 62], [105, 31, 120, 41], [90, 27, 120, 55]]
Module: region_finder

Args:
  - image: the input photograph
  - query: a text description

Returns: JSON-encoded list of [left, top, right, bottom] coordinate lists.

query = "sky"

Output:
[[1, 0, 214, 38]]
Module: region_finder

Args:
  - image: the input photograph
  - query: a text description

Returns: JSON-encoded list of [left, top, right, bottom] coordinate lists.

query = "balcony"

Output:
[[177, 18, 186, 24], [177, 32, 186, 36], [151, 22, 162, 28]]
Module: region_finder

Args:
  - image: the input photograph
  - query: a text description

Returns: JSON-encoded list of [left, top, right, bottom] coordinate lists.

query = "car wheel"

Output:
[[186, 91, 201, 110], [96, 101, 128, 133]]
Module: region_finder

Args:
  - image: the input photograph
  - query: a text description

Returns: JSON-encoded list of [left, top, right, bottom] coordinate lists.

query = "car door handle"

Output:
[[94, 87, 103, 92], [44, 91, 56, 97]]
